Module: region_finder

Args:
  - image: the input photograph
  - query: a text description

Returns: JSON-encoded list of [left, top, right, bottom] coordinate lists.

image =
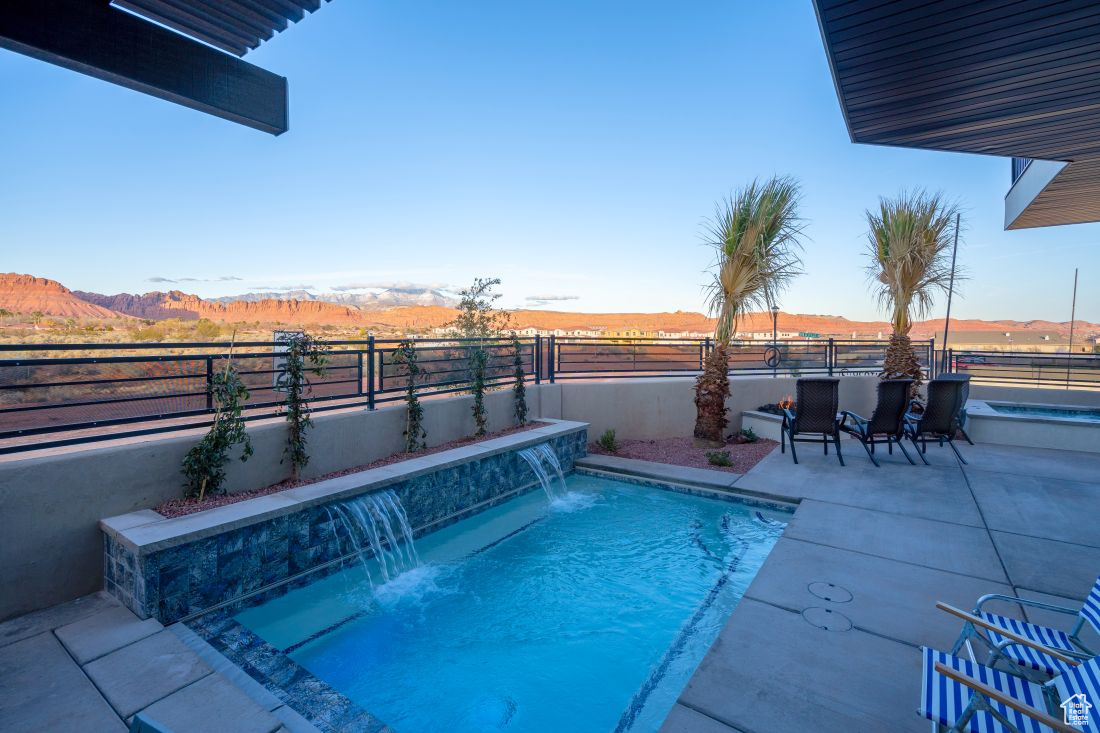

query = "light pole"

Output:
[[771, 305, 780, 378]]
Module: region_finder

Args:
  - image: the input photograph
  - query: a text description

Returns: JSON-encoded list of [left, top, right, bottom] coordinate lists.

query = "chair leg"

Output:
[[888, 438, 893, 455], [910, 435, 930, 465], [781, 426, 786, 454], [833, 432, 845, 466], [960, 426, 975, 446], [823, 435, 828, 455], [859, 438, 879, 467], [788, 432, 799, 464], [895, 436, 916, 465], [948, 439, 968, 465]]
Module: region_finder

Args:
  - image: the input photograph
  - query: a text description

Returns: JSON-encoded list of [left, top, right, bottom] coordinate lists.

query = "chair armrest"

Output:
[[975, 593, 1079, 616], [932, 662, 1078, 733], [838, 411, 867, 435], [782, 408, 795, 424], [936, 603, 1079, 665]]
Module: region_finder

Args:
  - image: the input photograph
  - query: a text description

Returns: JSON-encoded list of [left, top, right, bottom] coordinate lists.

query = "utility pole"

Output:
[[941, 213, 961, 372], [1067, 267, 1078, 389]]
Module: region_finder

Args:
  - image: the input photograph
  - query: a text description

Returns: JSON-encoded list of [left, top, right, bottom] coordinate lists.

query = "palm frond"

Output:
[[703, 176, 806, 345], [864, 190, 965, 334]]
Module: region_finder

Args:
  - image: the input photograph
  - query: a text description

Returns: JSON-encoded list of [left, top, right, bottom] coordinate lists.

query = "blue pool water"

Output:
[[236, 473, 786, 733], [989, 404, 1100, 423]]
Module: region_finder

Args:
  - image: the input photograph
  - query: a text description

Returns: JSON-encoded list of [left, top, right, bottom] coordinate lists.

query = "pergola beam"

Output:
[[0, 0, 288, 135]]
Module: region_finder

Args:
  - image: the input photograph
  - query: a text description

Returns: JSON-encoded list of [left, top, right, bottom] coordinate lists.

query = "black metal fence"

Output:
[[946, 350, 1100, 389], [0, 336, 938, 453]]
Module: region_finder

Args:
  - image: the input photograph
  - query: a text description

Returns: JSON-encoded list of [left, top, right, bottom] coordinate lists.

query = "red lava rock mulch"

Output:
[[155, 422, 544, 519], [587, 435, 777, 474]]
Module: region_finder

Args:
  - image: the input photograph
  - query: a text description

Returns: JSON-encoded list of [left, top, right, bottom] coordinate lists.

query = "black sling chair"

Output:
[[781, 378, 844, 465]]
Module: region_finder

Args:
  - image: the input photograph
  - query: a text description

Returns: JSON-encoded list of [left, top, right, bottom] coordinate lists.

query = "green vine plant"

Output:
[[278, 331, 330, 481], [394, 339, 427, 452], [511, 332, 528, 426], [181, 341, 253, 501], [448, 277, 511, 436]]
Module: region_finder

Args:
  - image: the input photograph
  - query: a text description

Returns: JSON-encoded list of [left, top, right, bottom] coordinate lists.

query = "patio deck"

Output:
[[625, 438, 1100, 732], [1, 439, 1097, 732]]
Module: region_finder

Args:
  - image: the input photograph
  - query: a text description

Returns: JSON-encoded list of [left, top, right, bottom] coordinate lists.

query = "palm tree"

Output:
[[694, 177, 805, 444], [865, 190, 961, 392]]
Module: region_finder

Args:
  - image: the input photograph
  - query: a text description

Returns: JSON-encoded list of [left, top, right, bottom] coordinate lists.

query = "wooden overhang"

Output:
[[812, 0, 1100, 229], [0, 0, 330, 135]]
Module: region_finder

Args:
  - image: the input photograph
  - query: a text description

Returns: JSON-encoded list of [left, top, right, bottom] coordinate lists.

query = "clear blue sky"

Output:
[[1, 1, 1096, 323]]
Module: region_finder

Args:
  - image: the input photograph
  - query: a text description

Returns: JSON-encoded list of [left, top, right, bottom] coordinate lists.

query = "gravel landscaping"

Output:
[[587, 435, 778, 474]]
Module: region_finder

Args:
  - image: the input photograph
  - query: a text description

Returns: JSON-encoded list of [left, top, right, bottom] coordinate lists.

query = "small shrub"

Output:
[[597, 428, 619, 453], [738, 427, 759, 443], [706, 449, 733, 467], [181, 359, 252, 500]]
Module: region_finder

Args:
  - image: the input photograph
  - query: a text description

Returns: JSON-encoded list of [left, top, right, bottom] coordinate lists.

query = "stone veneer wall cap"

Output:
[[101, 420, 589, 556]]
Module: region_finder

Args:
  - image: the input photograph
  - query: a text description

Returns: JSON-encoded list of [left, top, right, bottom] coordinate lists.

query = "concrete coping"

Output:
[[966, 399, 1100, 426], [741, 410, 782, 423], [100, 419, 589, 556]]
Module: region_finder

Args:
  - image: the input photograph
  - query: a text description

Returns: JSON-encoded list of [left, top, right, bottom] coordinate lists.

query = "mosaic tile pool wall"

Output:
[[104, 429, 587, 624]]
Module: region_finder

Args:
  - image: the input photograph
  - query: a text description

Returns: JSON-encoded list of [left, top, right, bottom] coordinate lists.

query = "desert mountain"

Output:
[[2, 273, 1096, 338], [213, 287, 458, 309], [74, 289, 363, 325], [0, 273, 125, 319]]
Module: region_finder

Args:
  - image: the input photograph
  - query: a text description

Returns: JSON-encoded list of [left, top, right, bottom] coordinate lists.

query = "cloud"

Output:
[[525, 294, 579, 302], [249, 285, 315, 292], [146, 275, 242, 284], [524, 294, 580, 306], [331, 281, 451, 292]]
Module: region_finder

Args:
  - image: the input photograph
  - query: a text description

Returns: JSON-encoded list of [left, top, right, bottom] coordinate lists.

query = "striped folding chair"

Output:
[[919, 647, 1097, 733], [945, 578, 1100, 680]]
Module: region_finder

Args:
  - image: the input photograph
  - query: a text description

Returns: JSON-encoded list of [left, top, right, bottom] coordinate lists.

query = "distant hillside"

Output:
[[74, 289, 363, 324], [2, 273, 1097, 339], [213, 287, 458, 309], [0, 273, 125, 319]]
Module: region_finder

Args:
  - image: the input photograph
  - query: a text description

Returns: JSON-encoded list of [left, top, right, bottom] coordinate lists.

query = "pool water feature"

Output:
[[325, 490, 420, 589], [988, 403, 1100, 423], [517, 443, 568, 501], [233, 473, 787, 732]]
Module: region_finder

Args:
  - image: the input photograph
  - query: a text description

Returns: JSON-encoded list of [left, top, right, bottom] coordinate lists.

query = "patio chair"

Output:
[[906, 377, 969, 465], [946, 576, 1100, 680], [838, 378, 916, 467], [918, 645, 1094, 733], [780, 378, 844, 466], [937, 372, 976, 445]]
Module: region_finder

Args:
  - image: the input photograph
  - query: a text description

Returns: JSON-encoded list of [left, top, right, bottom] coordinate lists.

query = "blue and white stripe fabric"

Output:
[[980, 611, 1078, 677], [1050, 656, 1099, 733], [920, 648, 1051, 733], [1080, 577, 1100, 636]]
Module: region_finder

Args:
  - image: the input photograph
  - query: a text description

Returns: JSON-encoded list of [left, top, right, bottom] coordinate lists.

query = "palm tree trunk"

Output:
[[882, 332, 924, 395], [694, 344, 731, 445]]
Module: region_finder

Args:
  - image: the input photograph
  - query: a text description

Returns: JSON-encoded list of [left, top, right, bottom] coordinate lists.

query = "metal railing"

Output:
[[944, 349, 1100, 389], [0, 336, 932, 453]]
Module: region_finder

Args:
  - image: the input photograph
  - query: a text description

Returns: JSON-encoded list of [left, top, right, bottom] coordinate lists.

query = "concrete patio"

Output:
[[600, 437, 1100, 733], [0, 591, 319, 732], [2, 434, 1097, 732]]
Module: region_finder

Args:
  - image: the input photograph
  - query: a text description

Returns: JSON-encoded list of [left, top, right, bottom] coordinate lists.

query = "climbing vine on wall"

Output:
[[278, 331, 330, 481], [394, 339, 427, 452]]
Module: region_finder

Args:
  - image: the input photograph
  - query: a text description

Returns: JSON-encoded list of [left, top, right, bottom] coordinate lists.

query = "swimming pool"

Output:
[[232, 473, 787, 732]]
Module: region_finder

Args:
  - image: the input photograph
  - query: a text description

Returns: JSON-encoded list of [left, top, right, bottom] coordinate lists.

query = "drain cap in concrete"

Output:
[[801, 607, 853, 632], [807, 581, 853, 603]]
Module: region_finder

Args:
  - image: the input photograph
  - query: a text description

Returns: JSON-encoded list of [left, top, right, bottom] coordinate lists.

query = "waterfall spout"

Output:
[[518, 444, 568, 501], [327, 489, 421, 587]]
